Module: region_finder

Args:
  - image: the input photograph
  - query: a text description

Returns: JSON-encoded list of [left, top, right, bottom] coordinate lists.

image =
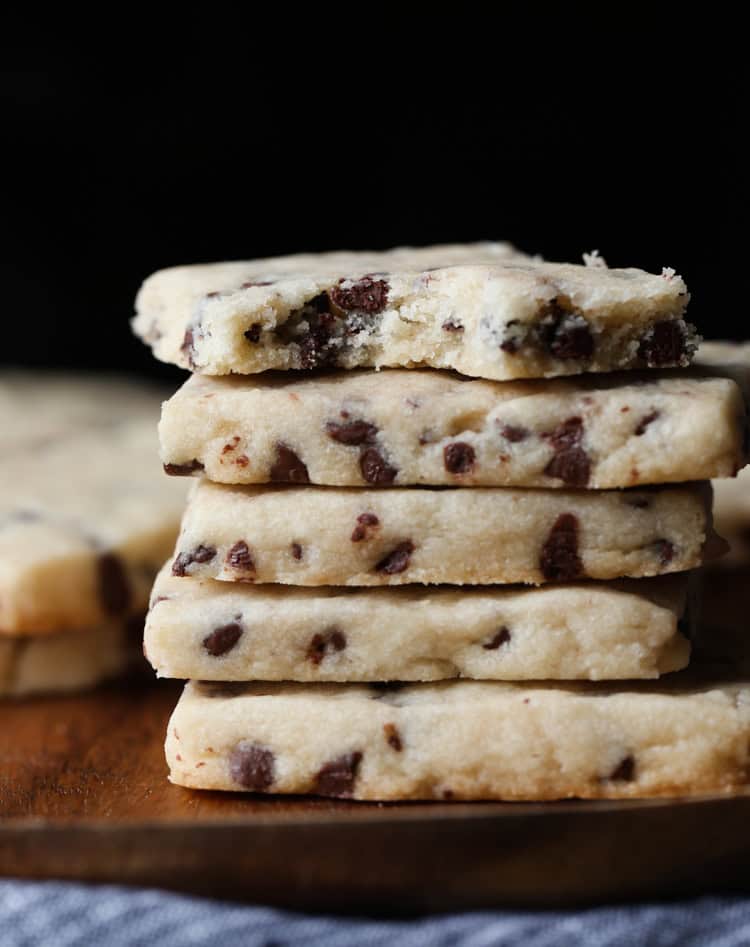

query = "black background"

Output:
[[1, 26, 742, 383]]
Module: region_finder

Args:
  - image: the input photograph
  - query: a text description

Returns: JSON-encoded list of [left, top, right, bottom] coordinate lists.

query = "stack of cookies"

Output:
[[135, 244, 750, 801], [0, 373, 187, 696]]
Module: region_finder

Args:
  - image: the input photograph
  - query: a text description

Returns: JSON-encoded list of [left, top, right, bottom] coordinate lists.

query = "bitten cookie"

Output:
[[160, 370, 745, 489], [166, 670, 750, 801], [0, 376, 189, 635], [133, 244, 695, 381], [145, 566, 691, 681], [170, 481, 714, 587]]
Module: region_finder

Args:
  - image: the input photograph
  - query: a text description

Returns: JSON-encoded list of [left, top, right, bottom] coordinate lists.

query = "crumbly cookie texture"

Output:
[[171, 481, 713, 587], [0, 615, 143, 697], [146, 566, 690, 681], [0, 376, 189, 635], [133, 244, 695, 381], [166, 669, 750, 800], [160, 370, 745, 489]]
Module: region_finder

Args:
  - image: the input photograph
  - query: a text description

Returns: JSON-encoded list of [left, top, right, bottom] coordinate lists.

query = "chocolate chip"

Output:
[[540, 513, 583, 581], [330, 277, 389, 313], [500, 320, 521, 354], [383, 723, 403, 752], [654, 539, 675, 566], [180, 328, 196, 368], [97, 553, 132, 615], [325, 419, 378, 445], [543, 417, 591, 487], [638, 321, 686, 367], [443, 442, 476, 474], [499, 424, 529, 443], [314, 751, 363, 797], [482, 626, 511, 650], [229, 743, 275, 791], [539, 301, 594, 360], [351, 512, 380, 542], [609, 754, 636, 782], [163, 459, 204, 476], [270, 444, 310, 483], [634, 410, 660, 436], [442, 320, 464, 332], [226, 541, 254, 572], [172, 545, 217, 577], [203, 623, 243, 656], [222, 437, 241, 454], [306, 627, 347, 665], [244, 323, 262, 343], [376, 541, 415, 575], [291, 542, 303, 560], [360, 447, 398, 484]]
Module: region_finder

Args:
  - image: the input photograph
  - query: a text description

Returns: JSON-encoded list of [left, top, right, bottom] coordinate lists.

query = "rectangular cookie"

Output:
[[145, 566, 691, 681], [166, 670, 750, 801], [133, 244, 695, 381], [0, 375, 189, 635], [0, 615, 143, 698], [171, 480, 714, 586], [160, 370, 745, 489]]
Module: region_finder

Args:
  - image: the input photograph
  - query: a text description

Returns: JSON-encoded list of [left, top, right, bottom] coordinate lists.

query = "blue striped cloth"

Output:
[[2, 881, 748, 947]]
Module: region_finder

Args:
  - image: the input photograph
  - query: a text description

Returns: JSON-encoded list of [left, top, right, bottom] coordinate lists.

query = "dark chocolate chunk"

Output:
[[539, 301, 594, 360], [229, 742, 275, 791], [383, 723, 403, 752], [442, 320, 464, 332], [360, 447, 398, 484], [314, 751, 363, 797], [443, 442, 476, 474], [609, 754, 636, 782], [203, 622, 243, 657], [539, 513, 583, 581], [306, 627, 347, 665], [543, 417, 591, 487], [243, 323, 262, 343], [97, 553, 132, 615], [634, 410, 660, 436], [180, 328, 196, 368], [172, 545, 217, 577], [638, 321, 686, 367], [482, 626, 511, 650], [270, 444, 310, 483], [163, 459, 204, 476], [499, 424, 529, 443], [226, 541, 254, 572], [351, 512, 380, 542], [325, 419, 378, 446], [653, 539, 675, 566], [375, 541, 415, 575], [291, 542, 303, 560], [330, 277, 389, 313]]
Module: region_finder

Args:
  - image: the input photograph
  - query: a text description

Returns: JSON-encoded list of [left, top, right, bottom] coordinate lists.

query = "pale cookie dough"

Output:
[[0, 615, 143, 697], [0, 377, 189, 635], [133, 244, 695, 381], [160, 370, 745, 489], [166, 669, 750, 801], [171, 481, 714, 586], [146, 566, 691, 681]]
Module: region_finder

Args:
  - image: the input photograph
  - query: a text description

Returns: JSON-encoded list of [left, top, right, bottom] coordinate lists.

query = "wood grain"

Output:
[[2, 680, 750, 909]]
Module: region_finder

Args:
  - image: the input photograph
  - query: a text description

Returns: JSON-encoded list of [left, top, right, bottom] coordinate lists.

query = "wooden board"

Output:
[[2, 680, 750, 911]]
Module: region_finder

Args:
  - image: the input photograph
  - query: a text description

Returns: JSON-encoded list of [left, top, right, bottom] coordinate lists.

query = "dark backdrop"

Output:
[[1, 30, 742, 382]]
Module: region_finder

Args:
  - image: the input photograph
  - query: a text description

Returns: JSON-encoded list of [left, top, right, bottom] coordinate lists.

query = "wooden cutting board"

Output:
[[2, 679, 750, 911]]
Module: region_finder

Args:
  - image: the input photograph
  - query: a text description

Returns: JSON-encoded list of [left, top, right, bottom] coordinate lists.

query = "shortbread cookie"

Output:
[[171, 481, 713, 586], [134, 244, 695, 381], [0, 615, 142, 698], [166, 670, 750, 800], [0, 381, 188, 635], [160, 370, 744, 489], [146, 566, 691, 681]]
